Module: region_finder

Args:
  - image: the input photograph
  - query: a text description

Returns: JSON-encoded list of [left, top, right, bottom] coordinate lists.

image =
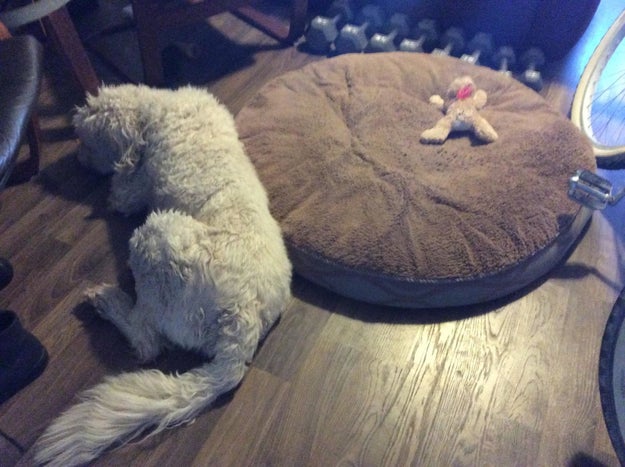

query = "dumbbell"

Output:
[[431, 27, 465, 57], [399, 18, 438, 53], [366, 13, 410, 53], [305, 0, 354, 54], [460, 32, 493, 65], [519, 47, 545, 91], [334, 4, 385, 54], [491, 46, 515, 77]]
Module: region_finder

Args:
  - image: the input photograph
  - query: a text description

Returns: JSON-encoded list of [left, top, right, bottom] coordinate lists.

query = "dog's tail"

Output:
[[34, 317, 255, 466]]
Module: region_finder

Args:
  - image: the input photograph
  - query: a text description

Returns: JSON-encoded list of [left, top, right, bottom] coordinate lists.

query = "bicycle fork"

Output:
[[568, 169, 625, 209]]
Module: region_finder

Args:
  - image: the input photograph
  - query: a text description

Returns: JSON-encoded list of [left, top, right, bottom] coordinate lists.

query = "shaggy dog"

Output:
[[34, 85, 292, 466]]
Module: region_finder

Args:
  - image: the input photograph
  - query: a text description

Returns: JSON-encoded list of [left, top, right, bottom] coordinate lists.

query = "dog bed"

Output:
[[235, 53, 595, 308]]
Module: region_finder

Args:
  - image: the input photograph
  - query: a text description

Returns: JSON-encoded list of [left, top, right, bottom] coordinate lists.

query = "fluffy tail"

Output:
[[34, 356, 246, 466]]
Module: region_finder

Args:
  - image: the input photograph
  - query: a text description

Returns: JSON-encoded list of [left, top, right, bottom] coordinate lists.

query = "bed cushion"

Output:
[[236, 53, 595, 308]]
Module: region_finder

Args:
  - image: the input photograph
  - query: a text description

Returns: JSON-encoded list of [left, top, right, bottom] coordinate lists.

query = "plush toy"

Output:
[[420, 75, 498, 144]]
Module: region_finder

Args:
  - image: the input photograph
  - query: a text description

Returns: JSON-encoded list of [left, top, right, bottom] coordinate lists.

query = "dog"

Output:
[[34, 85, 292, 466]]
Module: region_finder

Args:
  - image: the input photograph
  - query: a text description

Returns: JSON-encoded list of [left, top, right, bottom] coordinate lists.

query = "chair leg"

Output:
[[42, 6, 100, 96], [235, 0, 308, 43], [8, 115, 41, 186], [0, 20, 10, 39], [131, 0, 308, 87], [131, 0, 165, 87], [25, 115, 41, 176]]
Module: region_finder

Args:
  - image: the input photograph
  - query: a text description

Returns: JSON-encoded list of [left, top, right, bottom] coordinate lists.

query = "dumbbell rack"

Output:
[[302, 0, 547, 92]]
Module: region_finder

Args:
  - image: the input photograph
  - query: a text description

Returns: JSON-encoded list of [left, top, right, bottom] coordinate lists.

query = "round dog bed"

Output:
[[236, 53, 595, 308]]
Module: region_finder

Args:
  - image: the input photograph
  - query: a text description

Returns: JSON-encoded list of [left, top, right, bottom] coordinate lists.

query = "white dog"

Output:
[[34, 85, 292, 466]]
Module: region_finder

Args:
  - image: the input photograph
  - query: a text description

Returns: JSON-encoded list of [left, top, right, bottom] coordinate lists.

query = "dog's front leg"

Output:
[[109, 169, 151, 215]]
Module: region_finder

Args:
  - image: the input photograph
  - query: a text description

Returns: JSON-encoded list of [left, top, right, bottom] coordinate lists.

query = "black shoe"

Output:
[[0, 258, 13, 290], [0, 310, 48, 404]]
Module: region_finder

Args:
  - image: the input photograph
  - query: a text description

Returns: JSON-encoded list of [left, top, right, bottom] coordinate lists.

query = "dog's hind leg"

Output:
[[86, 284, 161, 362]]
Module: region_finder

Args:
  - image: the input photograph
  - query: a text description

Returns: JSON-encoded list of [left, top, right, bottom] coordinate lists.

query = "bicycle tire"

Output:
[[571, 9, 625, 169], [599, 286, 625, 464]]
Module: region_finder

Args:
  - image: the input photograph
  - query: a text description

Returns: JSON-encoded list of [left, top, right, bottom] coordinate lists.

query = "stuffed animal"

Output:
[[420, 75, 498, 144]]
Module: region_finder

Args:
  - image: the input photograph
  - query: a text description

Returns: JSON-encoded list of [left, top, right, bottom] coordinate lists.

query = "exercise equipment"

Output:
[[334, 4, 385, 54], [568, 169, 625, 210], [398, 18, 438, 53], [491, 46, 516, 76], [366, 13, 410, 53], [518, 47, 545, 91], [570, 8, 625, 167], [431, 26, 465, 57], [305, 0, 354, 54], [568, 165, 625, 465], [598, 288, 625, 467], [460, 32, 493, 65]]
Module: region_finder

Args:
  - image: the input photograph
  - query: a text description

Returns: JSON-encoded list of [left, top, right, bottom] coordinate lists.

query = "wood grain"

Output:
[[1, 1, 624, 466]]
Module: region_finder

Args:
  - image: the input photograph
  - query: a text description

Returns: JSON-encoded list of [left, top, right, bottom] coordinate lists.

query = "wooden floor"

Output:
[[2, 1, 625, 465]]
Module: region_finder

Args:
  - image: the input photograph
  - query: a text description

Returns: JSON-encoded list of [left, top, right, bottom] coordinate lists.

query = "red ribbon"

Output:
[[456, 84, 473, 100]]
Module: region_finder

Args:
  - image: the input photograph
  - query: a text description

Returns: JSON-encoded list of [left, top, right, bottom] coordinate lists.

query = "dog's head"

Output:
[[73, 85, 148, 175]]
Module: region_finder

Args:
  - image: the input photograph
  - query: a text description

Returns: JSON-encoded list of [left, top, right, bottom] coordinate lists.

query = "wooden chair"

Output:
[[0, 1, 100, 182], [0, 0, 100, 96], [131, 0, 308, 86]]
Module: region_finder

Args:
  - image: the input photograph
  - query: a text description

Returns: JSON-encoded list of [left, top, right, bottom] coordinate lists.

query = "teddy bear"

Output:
[[420, 75, 498, 144]]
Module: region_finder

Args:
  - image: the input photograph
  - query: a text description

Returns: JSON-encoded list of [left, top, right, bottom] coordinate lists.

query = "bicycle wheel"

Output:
[[571, 9, 625, 168], [599, 286, 625, 464]]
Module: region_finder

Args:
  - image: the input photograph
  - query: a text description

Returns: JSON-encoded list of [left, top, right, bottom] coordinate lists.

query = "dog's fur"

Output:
[[34, 85, 292, 466]]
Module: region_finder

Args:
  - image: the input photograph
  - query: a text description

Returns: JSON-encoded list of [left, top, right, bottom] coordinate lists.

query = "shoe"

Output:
[[0, 310, 48, 404], [0, 258, 13, 290]]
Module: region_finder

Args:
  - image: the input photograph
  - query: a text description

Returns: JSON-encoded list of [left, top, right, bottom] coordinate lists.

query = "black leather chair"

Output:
[[0, 33, 43, 287]]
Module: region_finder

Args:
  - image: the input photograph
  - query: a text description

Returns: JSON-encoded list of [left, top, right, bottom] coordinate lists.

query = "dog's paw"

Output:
[[85, 284, 112, 317], [84, 284, 130, 321]]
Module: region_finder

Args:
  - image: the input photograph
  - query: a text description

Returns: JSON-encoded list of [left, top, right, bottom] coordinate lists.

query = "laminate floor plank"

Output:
[[0, 432, 22, 467]]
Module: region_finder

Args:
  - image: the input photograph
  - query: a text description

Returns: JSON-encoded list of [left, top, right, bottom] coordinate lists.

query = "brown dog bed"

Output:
[[236, 53, 595, 308]]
